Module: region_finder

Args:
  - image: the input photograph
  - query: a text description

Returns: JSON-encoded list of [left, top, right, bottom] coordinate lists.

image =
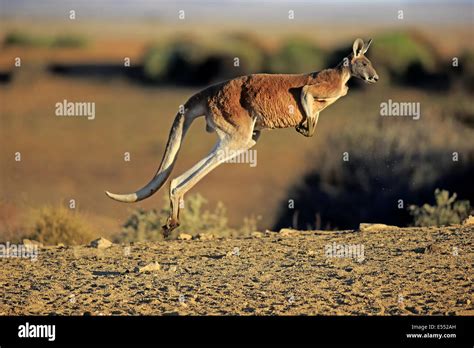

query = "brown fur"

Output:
[[201, 67, 351, 134]]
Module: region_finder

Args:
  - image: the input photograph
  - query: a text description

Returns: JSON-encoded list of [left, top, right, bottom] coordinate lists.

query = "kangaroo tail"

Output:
[[105, 99, 202, 203]]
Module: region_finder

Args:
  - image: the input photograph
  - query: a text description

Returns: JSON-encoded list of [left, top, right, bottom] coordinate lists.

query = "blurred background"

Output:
[[0, 0, 473, 244]]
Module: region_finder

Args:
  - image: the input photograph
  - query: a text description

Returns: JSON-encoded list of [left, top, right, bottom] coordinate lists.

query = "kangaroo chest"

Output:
[[313, 84, 348, 112]]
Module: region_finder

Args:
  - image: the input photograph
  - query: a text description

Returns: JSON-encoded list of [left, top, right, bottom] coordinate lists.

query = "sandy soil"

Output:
[[1, 225, 472, 315]]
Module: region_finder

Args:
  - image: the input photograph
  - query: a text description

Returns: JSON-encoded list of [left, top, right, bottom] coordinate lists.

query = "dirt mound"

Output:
[[0, 225, 472, 315]]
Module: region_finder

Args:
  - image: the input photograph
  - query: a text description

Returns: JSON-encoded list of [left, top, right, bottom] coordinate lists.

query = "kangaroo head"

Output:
[[350, 38, 379, 83]]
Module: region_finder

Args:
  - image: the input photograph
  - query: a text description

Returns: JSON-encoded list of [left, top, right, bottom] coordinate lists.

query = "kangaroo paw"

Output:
[[295, 123, 309, 137], [162, 218, 180, 238]]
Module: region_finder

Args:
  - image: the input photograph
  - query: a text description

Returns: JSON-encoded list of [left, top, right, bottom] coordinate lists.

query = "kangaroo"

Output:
[[106, 38, 379, 236]]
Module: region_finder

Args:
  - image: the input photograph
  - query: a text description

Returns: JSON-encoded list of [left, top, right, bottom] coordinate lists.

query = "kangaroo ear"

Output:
[[362, 39, 373, 54], [352, 38, 365, 57]]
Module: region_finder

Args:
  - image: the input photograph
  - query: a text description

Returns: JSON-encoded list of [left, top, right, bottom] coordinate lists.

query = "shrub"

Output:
[[52, 35, 87, 48], [142, 39, 206, 83], [409, 189, 471, 227], [369, 32, 438, 80], [0, 202, 26, 243], [459, 50, 474, 77], [458, 50, 474, 92], [268, 38, 325, 74], [274, 119, 474, 230], [441, 93, 474, 128], [218, 34, 266, 75], [28, 206, 96, 245], [142, 36, 267, 85], [115, 193, 260, 242], [4, 31, 55, 47], [4, 31, 86, 48]]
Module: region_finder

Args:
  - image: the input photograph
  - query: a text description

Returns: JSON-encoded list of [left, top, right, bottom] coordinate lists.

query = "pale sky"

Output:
[[1, 0, 472, 24]]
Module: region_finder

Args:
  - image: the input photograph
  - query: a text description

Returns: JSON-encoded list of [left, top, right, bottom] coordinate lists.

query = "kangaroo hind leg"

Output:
[[163, 123, 257, 237]]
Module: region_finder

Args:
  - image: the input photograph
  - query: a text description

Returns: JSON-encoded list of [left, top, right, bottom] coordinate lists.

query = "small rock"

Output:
[[279, 228, 297, 236], [412, 244, 443, 254], [22, 239, 43, 247], [251, 231, 263, 238], [404, 306, 420, 314], [412, 247, 426, 254], [89, 238, 112, 249], [462, 215, 474, 226], [359, 223, 399, 232], [197, 233, 214, 240], [178, 233, 192, 240], [135, 262, 161, 273], [161, 264, 178, 272]]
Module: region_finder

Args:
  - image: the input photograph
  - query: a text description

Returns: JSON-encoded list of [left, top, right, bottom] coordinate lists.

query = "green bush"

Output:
[[370, 32, 438, 78], [219, 34, 266, 74], [268, 38, 325, 74], [142, 45, 170, 81], [142, 39, 205, 82], [409, 189, 471, 227], [142, 45, 169, 81], [52, 35, 87, 48], [29, 206, 96, 245], [115, 193, 260, 242], [4, 31, 55, 47], [4, 31, 86, 48], [142, 36, 266, 84]]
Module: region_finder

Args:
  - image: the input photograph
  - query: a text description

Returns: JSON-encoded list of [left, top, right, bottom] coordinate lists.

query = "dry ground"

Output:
[[0, 225, 472, 315]]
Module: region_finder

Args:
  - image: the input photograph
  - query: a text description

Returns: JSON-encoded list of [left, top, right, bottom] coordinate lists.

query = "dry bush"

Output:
[[275, 117, 474, 230], [115, 193, 260, 242], [28, 206, 96, 245], [0, 202, 27, 243], [409, 189, 471, 227]]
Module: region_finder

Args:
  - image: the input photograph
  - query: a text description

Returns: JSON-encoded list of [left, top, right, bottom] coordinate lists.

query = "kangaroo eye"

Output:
[[362, 62, 368, 67]]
